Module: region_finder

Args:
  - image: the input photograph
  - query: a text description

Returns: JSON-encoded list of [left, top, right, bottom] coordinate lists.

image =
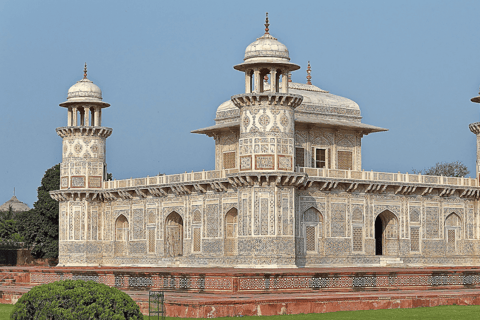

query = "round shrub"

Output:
[[10, 279, 143, 320]]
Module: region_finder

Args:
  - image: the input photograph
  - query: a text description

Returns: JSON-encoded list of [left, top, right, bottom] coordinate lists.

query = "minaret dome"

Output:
[[59, 63, 110, 127], [234, 14, 300, 95]]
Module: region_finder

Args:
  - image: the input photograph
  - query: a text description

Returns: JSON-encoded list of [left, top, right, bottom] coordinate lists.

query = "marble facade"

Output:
[[51, 19, 480, 268]]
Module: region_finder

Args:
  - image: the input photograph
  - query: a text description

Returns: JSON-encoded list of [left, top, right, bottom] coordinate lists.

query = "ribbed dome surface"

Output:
[[216, 82, 360, 122], [244, 33, 289, 61], [67, 78, 103, 102]]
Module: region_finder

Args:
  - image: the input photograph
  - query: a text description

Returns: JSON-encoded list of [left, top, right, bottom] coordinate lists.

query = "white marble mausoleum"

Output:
[[51, 17, 480, 267]]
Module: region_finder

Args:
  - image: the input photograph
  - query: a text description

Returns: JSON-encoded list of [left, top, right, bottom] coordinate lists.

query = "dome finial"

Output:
[[264, 12, 270, 34], [83, 62, 87, 79], [306, 61, 312, 85]]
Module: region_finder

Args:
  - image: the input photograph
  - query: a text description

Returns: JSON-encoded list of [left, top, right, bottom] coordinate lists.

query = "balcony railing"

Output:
[[103, 169, 240, 189], [298, 167, 478, 187], [102, 167, 478, 190]]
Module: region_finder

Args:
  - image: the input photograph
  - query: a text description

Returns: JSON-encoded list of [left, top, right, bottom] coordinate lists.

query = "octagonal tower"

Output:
[[57, 64, 112, 190], [231, 14, 303, 172]]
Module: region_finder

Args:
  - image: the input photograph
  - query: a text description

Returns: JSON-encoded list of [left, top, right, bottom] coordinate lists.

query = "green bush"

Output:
[[10, 279, 142, 320]]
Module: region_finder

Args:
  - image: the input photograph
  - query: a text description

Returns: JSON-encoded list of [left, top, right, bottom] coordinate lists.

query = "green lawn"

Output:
[[3, 304, 480, 319], [143, 305, 480, 320], [0, 305, 13, 320]]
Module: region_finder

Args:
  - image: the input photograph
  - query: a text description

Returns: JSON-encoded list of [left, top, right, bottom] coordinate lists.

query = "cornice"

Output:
[[56, 126, 113, 138]]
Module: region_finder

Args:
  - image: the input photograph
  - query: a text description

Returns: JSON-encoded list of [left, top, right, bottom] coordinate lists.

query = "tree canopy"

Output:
[[412, 161, 470, 177], [17, 164, 59, 259], [0, 205, 24, 244]]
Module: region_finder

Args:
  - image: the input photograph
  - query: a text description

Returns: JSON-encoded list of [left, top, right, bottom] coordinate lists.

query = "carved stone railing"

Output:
[[297, 167, 478, 187], [100, 167, 477, 190], [103, 169, 239, 189]]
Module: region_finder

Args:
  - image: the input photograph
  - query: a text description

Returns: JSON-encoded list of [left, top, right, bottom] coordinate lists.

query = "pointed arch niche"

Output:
[[165, 212, 183, 258], [302, 207, 323, 254], [445, 213, 461, 255], [224, 208, 238, 256], [114, 215, 129, 257], [374, 211, 399, 256], [192, 210, 202, 253]]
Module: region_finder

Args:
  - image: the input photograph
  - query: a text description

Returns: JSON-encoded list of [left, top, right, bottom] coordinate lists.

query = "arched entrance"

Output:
[[302, 207, 323, 254], [445, 213, 461, 255], [224, 208, 238, 256], [114, 215, 129, 256], [374, 211, 399, 256], [165, 212, 183, 257]]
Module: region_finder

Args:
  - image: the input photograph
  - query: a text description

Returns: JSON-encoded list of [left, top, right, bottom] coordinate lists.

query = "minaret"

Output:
[[231, 13, 303, 172], [470, 89, 480, 180], [57, 64, 112, 190]]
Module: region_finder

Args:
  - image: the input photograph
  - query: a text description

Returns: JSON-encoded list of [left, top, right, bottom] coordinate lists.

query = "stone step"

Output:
[[3, 285, 480, 317], [379, 257, 404, 267]]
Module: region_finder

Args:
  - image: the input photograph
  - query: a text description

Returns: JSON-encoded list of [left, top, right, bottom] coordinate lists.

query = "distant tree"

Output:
[[107, 172, 113, 181], [412, 161, 469, 177], [17, 164, 60, 259], [0, 205, 24, 243], [0, 220, 21, 242], [0, 205, 14, 221]]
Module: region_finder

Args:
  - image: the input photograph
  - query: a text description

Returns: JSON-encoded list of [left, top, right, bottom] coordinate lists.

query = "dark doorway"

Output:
[[375, 216, 383, 255]]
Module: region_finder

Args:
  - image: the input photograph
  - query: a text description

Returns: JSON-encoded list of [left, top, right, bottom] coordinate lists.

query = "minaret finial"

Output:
[[264, 12, 269, 34], [306, 61, 312, 85], [13, 187, 15, 197], [83, 62, 87, 79]]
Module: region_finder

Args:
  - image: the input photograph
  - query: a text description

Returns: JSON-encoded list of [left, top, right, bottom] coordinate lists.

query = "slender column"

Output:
[[67, 107, 72, 126], [80, 108, 84, 126], [270, 68, 277, 93], [94, 107, 100, 126], [281, 71, 288, 93], [98, 109, 102, 126], [477, 134, 480, 180], [253, 69, 260, 93], [469, 123, 480, 179], [84, 107, 90, 126], [245, 70, 252, 93], [332, 130, 338, 169], [72, 107, 78, 126]]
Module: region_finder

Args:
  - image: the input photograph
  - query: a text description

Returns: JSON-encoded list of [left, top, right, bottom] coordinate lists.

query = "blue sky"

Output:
[[1, 0, 480, 207]]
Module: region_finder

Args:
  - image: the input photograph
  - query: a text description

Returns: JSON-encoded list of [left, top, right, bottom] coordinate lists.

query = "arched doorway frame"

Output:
[[114, 214, 129, 257], [302, 207, 324, 254], [165, 212, 183, 258], [445, 212, 461, 255], [374, 210, 399, 256], [224, 207, 238, 256]]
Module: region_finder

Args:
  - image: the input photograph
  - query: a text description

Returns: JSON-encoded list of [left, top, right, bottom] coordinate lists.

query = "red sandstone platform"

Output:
[[2, 266, 480, 317]]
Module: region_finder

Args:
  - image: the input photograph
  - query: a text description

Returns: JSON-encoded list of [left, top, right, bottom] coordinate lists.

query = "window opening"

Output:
[[223, 151, 236, 169], [295, 147, 304, 167], [313, 148, 326, 168], [338, 151, 353, 170]]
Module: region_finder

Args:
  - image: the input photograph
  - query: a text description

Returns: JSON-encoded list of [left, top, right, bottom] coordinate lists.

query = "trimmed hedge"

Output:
[[10, 279, 142, 319]]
